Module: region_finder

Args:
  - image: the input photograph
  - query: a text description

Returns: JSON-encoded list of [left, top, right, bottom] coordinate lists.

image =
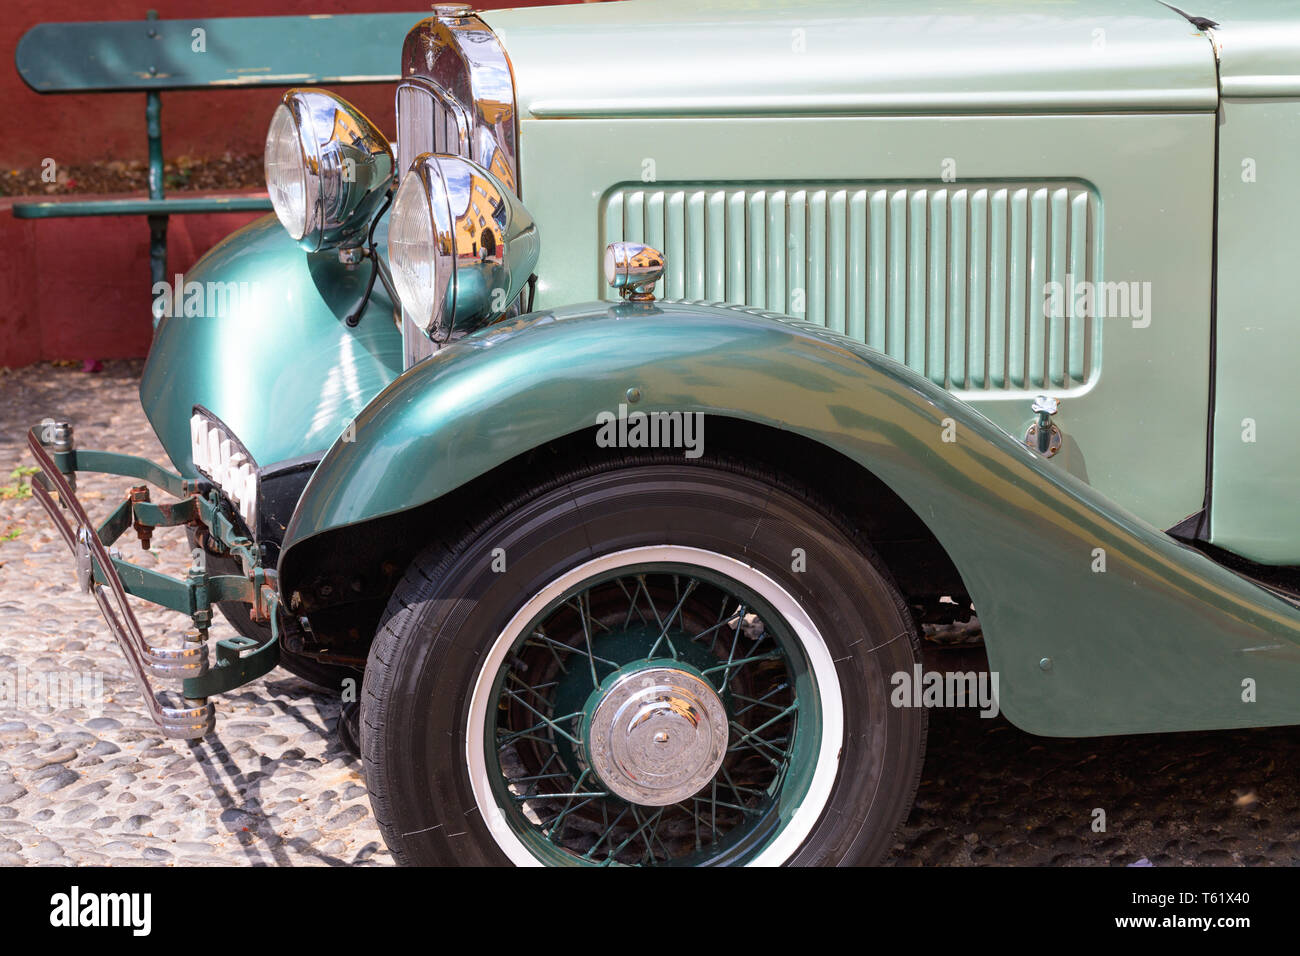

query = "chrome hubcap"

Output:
[[583, 662, 729, 807]]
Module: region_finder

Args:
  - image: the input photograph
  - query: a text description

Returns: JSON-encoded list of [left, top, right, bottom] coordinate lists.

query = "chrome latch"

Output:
[[1025, 395, 1062, 458]]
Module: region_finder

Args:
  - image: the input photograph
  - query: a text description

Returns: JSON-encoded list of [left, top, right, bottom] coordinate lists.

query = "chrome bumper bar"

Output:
[[26, 422, 281, 739]]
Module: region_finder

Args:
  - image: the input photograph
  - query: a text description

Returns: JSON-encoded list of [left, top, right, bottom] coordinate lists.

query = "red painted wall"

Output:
[[0, 1, 564, 168], [0, 1, 579, 368]]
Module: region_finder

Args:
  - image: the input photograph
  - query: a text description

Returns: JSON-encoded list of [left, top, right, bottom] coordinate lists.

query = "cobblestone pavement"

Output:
[[1, 361, 1297, 866]]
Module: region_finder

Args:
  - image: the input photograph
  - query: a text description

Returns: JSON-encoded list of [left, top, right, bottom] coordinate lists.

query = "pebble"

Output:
[[36, 768, 79, 793]]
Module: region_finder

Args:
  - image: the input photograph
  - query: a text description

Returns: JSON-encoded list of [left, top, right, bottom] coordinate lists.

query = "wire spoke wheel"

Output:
[[364, 460, 924, 867], [468, 547, 843, 866]]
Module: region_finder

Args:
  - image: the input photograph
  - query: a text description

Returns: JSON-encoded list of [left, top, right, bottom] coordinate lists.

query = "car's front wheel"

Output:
[[361, 457, 925, 865]]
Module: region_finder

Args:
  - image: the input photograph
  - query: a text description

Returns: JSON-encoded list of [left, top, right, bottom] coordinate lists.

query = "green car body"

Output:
[[135, 0, 1300, 740]]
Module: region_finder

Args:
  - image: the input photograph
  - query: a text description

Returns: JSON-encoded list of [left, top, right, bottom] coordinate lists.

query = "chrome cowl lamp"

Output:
[[387, 152, 540, 341]]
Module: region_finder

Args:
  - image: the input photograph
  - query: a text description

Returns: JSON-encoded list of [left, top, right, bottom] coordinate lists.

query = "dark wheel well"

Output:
[[279, 417, 972, 661]]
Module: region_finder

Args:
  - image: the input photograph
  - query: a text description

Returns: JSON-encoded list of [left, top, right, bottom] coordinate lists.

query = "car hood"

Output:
[[485, 0, 1217, 119]]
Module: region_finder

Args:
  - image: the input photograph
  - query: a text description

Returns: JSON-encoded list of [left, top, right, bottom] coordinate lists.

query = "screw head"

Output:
[[1039, 657, 1053, 672], [626, 387, 641, 404]]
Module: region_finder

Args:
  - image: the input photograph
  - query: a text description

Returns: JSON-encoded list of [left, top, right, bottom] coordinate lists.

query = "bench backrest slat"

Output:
[[17, 13, 428, 93]]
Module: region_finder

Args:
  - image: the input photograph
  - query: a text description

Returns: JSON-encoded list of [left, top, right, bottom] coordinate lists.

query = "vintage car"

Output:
[[25, 0, 1300, 866]]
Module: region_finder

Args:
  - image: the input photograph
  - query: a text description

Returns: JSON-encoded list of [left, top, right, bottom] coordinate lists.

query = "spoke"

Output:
[[509, 771, 572, 785], [647, 578, 697, 659], [726, 722, 788, 765], [691, 793, 763, 816], [497, 715, 561, 748], [576, 591, 600, 688], [497, 729, 563, 749], [721, 763, 769, 802], [719, 603, 747, 686], [519, 791, 608, 802], [680, 798, 719, 851], [508, 750, 563, 785], [732, 685, 791, 717], [611, 805, 667, 860], [505, 672, 561, 712], [708, 596, 731, 653], [738, 700, 799, 741], [502, 687, 584, 746], [689, 613, 744, 650], [543, 769, 599, 844], [632, 574, 666, 637], [525, 632, 619, 669], [702, 650, 784, 681], [584, 804, 632, 861], [564, 596, 613, 633], [524, 628, 569, 674], [615, 576, 647, 628]]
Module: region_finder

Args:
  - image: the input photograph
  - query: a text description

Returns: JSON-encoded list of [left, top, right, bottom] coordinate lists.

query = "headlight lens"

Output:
[[387, 153, 539, 341], [389, 171, 442, 332], [265, 104, 310, 240], [263, 90, 394, 252]]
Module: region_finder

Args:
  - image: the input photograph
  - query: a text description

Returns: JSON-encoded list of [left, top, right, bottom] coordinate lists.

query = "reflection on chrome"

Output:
[[266, 90, 394, 253], [604, 242, 666, 302], [389, 153, 539, 342], [397, 10, 518, 192]]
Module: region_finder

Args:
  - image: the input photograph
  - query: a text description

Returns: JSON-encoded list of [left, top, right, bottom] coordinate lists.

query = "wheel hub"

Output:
[[583, 662, 729, 807]]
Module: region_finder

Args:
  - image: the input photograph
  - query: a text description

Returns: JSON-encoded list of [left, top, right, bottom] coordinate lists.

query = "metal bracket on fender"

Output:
[[26, 423, 282, 739]]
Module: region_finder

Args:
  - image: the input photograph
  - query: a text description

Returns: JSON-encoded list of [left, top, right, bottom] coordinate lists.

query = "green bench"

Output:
[[14, 9, 426, 287]]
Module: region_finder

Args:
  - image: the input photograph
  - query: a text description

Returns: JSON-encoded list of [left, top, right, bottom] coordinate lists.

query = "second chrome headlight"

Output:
[[264, 90, 394, 253], [388, 153, 539, 341]]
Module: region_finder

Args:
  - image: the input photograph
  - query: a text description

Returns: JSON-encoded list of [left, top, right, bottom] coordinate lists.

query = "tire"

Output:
[[362, 455, 926, 866], [189, 531, 355, 692]]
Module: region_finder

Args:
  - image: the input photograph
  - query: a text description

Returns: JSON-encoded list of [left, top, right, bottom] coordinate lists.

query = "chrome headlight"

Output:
[[387, 153, 539, 340], [264, 90, 394, 253]]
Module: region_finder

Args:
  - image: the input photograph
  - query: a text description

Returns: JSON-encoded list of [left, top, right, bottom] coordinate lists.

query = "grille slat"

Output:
[[395, 83, 469, 181], [603, 180, 1099, 393]]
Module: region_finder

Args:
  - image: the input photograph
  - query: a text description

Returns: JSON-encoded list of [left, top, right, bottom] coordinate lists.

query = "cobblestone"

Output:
[[0, 361, 390, 866], [3, 361, 1297, 866]]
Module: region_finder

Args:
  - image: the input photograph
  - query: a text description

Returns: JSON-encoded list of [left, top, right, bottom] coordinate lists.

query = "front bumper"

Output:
[[26, 422, 282, 739]]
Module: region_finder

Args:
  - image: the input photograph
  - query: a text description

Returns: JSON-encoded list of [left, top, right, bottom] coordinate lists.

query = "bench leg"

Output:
[[147, 214, 169, 293]]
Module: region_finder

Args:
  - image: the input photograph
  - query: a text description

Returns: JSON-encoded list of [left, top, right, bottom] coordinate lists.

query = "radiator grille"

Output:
[[395, 82, 469, 180], [601, 182, 1100, 392]]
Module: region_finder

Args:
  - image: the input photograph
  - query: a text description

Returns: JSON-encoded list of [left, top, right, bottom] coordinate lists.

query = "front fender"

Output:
[[140, 214, 402, 475], [281, 299, 1300, 738]]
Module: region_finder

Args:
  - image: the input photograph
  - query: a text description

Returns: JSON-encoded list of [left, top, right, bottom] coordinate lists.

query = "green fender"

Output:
[[280, 299, 1300, 738], [139, 214, 402, 476]]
